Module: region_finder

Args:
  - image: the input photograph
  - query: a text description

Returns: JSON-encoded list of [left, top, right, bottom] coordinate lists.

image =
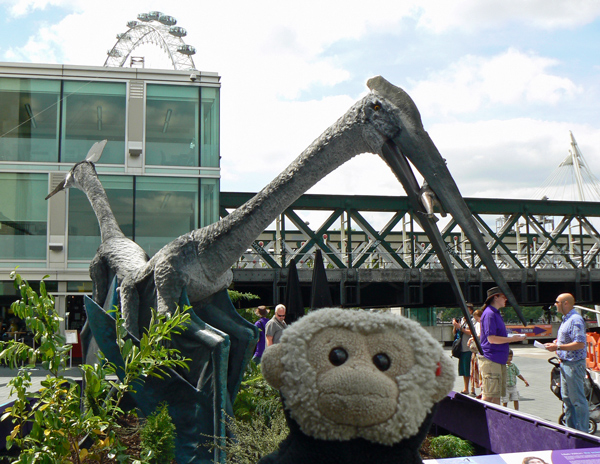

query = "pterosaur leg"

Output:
[[381, 142, 482, 353]]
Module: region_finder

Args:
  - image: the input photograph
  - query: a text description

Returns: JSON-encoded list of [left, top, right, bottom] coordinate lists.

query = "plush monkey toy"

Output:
[[259, 308, 455, 464]]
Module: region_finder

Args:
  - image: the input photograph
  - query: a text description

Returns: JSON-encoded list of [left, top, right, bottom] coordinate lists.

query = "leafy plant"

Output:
[[109, 305, 191, 411], [139, 402, 176, 464], [429, 435, 474, 458], [0, 271, 119, 463], [233, 361, 281, 424], [0, 271, 192, 464], [227, 290, 260, 305]]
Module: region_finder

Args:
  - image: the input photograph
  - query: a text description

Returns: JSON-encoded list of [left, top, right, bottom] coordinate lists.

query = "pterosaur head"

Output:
[[45, 140, 107, 200], [366, 76, 526, 325]]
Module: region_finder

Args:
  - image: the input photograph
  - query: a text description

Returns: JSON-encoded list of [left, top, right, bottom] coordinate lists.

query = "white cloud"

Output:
[[2, 0, 600, 207], [414, 0, 600, 33], [427, 119, 600, 199], [410, 49, 581, 116]]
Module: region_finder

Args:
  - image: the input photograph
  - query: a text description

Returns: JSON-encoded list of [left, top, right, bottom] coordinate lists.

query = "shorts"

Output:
[[479, 356, 507, 399], [501, 385, 520, 403]]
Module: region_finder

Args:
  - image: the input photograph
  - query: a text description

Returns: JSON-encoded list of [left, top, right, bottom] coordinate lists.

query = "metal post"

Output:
[[410, 212, 415, 268], [580, 219, 584, 267], [526, 216, 531, 268], [347, 211, 352, 268], [281, 214, 286, 267]]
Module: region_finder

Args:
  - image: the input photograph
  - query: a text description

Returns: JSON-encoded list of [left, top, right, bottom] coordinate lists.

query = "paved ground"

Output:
[[0, 366, 82, 406]]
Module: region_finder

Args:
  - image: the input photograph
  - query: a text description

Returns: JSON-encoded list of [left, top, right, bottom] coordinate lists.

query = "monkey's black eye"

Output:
[[329, 347, 348, 366], [373, 353, 391, 371]]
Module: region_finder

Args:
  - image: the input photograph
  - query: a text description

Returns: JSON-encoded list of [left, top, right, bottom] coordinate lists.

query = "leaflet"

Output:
[[533, 340, 547, 350]]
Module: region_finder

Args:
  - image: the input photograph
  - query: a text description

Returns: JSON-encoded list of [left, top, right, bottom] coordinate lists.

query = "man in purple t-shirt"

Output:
[[479, 286, 526, 404]]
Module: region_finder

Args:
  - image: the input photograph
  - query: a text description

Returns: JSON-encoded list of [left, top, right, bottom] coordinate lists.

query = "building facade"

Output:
[[0, 62, 220, 334]]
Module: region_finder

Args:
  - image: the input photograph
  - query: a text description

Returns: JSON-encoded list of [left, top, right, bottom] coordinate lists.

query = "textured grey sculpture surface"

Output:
[[46, 140, 149, 306], [49, 76, 527, 463]]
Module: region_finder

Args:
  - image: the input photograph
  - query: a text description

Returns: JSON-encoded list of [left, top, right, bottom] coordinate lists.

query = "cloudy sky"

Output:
[[2, 0, 600, 202]]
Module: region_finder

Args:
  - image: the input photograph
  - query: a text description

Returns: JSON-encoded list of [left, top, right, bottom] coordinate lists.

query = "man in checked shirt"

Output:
[[545, 293, 589, 433]]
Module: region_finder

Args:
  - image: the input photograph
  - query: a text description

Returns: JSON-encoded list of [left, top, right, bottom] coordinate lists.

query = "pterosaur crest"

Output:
[[367, 75, 424, 131]]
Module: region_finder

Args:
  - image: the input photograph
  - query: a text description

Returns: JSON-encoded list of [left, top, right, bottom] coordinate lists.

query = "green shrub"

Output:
[[233, 361, 281, 423], [429, 435, 475, 458], [220, 409, 288, 464], [140, 403, 176, 463], [204, 363, 288, 463], [0, 271, 191, 464]]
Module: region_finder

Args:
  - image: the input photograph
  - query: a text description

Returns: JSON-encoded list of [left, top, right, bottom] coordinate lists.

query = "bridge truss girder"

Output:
[[221, 193, 600, 271], [221, 193, 600, 306]]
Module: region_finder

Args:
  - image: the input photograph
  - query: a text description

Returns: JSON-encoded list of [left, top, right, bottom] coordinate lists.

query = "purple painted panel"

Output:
[[433, 392, 600, 454]]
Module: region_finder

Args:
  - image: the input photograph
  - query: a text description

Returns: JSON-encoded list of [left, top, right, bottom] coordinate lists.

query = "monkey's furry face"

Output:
[[261, 308, 455, 445]]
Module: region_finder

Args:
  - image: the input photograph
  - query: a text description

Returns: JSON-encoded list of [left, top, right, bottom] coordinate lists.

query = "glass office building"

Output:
[[0, 62, 220, 334]]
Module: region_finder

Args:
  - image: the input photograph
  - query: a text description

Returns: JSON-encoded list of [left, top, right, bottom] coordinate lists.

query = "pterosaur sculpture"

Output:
[[51, 76, 526, 464], [46, 140, 149, 304]]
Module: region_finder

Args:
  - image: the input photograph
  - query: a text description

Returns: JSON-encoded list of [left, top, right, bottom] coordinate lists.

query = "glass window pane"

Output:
[[61, 81, 126, 164], [0, 173, 47, 260], [201, 178, 219, 227], [135, 177, 198, 256], [67, 175, 133, 260], [201, 87, 219, 167], [146, 85, 199, 167], [0, 78, 60, 162]]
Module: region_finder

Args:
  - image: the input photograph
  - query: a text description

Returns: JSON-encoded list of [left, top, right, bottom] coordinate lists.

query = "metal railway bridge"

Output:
[[222, 192, 600, 309]]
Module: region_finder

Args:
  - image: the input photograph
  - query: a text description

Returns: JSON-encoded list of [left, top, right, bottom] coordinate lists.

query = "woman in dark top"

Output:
[[252, 306, 270, 364]]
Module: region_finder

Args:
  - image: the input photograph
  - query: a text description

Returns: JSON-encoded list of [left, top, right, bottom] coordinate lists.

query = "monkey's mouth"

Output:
[[318, 392, 397, 427]]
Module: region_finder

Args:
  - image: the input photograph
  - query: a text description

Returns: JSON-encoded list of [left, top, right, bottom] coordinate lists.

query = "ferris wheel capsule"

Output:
[[127, 21, 139, 28], [169, 26, 187, 37], [159, 15, 177, 26], [116, 33, 130, 41], [107, 49, 122, 58], [148, 11, 163, 21], [177, 44, 196, 56], [137, 13, 150, 22]]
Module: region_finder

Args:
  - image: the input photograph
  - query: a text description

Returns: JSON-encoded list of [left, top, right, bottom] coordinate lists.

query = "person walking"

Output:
[[252, 306, 270, 364], [468, 309, 483, 397], [266, 304, 287, 346], [545, 293, 589, 432], [479, 286, 526, 405], [452, 305, 474, 395]]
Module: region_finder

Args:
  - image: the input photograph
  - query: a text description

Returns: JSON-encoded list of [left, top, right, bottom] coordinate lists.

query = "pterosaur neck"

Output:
[[74, 165, 125, 243], [199, 116, 377, 273]]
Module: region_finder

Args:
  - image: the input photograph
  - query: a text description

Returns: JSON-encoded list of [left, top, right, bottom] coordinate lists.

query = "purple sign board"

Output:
[[425, 447, 600, 464]]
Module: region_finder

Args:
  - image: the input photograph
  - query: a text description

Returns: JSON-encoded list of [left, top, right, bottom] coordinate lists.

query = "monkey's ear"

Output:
[[261, 344, 285, 390]]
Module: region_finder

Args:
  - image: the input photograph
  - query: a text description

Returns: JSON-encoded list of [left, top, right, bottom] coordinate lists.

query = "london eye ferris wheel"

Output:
[[104, 11, 197, 70]]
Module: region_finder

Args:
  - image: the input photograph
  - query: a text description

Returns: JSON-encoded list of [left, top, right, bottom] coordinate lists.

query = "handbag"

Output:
[[451, 331, 462, 358], [468, 337, 478, 353]]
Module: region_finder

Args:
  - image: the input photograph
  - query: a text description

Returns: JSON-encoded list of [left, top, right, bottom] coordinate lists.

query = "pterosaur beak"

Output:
[[45, 177, 67, 200], [368, 76, 527, 327]]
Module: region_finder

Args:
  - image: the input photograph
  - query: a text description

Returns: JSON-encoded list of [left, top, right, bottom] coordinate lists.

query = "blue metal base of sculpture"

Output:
[[83, 276, 258, 464]]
